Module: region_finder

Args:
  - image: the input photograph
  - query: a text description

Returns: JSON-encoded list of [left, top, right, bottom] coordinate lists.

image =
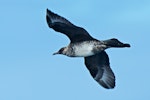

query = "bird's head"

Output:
[[53, 47, 66, 55]]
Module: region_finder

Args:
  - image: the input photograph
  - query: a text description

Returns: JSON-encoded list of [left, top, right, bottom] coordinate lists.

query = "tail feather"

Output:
[[103, 38, 130, 48]]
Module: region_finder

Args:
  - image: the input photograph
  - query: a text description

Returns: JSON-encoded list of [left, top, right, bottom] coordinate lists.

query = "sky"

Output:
[[0, 0, 150, 100]]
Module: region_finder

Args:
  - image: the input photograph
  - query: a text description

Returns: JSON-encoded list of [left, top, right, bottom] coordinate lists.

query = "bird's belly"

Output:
[[74, 45, 94, 57]]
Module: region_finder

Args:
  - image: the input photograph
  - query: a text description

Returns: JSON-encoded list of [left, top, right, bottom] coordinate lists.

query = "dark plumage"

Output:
[[46, 9, 130, 89], [46, 9, 94, 43], [85, 51, 115, 89]]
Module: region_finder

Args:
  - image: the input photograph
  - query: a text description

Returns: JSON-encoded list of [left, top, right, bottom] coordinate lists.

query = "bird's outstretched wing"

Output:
[[46, 9, 94, 43], [84, 51, 115, 89]]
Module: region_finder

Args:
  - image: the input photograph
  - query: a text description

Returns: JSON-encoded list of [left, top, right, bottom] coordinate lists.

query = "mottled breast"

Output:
[[71, 41, 102, 57]]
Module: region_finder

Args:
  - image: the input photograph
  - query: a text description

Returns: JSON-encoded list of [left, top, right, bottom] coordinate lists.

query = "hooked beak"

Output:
[[53, 52, 59, 55]]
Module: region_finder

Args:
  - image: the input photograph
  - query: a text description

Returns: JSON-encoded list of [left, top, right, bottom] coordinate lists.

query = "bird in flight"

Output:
[[46, 9, 130, 89]]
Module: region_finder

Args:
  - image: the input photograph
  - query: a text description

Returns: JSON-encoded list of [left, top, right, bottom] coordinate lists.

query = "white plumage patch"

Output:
[[95, 66, 115, 89], [73, 42, 95, 57]]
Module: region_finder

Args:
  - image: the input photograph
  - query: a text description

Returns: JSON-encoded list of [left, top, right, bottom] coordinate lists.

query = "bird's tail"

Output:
[[103, 38, 130, 48]]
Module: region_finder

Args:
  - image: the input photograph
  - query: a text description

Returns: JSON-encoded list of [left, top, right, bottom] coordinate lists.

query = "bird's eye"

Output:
[[59, 48, 64, 52]]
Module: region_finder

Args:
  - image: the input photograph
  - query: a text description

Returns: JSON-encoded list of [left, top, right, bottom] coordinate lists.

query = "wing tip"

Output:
[[46, 8, 49, 12], [95, 66, 116, 89], [99, 80, 115, 89], [46, 8, 55, 28], [46, 8, 52, 16]]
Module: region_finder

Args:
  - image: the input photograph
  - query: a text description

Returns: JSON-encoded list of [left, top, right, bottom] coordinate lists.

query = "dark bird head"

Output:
[[53, 47, 66, 55]]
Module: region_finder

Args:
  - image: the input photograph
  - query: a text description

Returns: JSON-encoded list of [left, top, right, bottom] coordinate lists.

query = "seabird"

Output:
[[46, 9, 130, 89]]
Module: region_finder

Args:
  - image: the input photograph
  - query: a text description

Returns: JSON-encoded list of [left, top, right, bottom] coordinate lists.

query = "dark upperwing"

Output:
[[46, 9, 94, 43], [84, 51, 115, 89]]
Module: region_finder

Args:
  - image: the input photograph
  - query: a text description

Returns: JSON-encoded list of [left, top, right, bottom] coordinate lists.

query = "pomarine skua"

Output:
[[46, 9, 130, 89]]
